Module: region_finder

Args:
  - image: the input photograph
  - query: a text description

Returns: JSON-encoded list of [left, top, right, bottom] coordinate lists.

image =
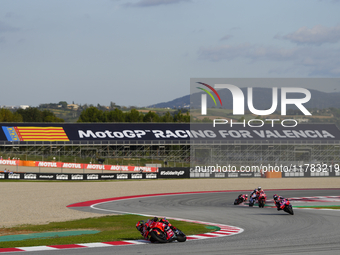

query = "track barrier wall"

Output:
[[0, 159, 158, 172], [190, 169, 262, 178], [1, 166, 339, 180], [0, 172, 158, 181]]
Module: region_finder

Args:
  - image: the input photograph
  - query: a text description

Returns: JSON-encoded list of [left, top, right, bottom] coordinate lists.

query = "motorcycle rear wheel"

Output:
[[283, 205, 294, 215], [288, 205, 294, 215], [150, 230, 168, 243]]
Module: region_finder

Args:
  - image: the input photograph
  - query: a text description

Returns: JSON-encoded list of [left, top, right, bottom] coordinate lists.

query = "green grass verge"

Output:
[[0, 214, 215, 248]]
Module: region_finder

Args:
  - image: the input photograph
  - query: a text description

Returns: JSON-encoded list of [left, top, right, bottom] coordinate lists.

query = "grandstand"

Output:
[[0, 123, 340, 170]]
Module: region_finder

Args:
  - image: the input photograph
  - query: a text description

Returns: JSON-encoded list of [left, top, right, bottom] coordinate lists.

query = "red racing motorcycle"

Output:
[[148, 220, 186, 243], [279, 198, 294, 215], [137, 219, 186, 243], [234, 194, 248, 205], [258, 192, 267, 208]]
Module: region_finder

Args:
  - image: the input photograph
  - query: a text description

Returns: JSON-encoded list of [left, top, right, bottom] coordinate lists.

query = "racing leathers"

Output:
[[274, 196, 285, 210]]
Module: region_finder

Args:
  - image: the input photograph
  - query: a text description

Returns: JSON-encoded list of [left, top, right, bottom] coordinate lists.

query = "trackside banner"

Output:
[[0, 159, 18, 166], [0, 159, 158, 172], [1, 123, 340, 142], [158, 167, 190, 178], [0, 172, 158, 180], [34, 161, 157, 172]]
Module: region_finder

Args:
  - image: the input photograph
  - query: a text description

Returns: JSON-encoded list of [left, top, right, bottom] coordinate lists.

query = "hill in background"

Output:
[[148, 88, 340, 111]]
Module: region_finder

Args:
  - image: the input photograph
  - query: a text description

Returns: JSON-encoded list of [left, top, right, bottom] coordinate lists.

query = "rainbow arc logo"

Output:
[[196, 82, 223, 115]]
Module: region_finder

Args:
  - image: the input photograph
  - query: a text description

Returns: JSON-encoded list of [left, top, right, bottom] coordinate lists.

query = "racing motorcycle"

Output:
[[279, 198, 294, 215], [248, 193, 257, 207], [257, 192, 267, 208], [234, 194, 248, 205], [147, 220, 187, 243]]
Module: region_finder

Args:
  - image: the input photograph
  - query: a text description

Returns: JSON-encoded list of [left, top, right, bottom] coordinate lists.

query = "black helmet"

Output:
[[153, 217, 159, 222], [273, 194, 278, 200]]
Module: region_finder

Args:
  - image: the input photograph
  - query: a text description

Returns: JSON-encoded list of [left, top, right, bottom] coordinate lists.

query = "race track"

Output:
[[11, 189, 340, 255]]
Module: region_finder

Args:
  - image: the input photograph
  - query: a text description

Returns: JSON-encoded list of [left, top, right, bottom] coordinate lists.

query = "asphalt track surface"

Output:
[[17, 189, 340, 255]]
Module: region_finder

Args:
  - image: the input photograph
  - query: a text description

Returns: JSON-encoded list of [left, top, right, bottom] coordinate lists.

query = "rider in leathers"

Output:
[[250, 186, 264, 204], [136, 217, 159, 239], [273, 194, 286, 210], [136, 217, 178, 240]]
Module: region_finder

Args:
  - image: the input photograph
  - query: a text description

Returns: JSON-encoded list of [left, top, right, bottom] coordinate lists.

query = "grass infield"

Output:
[[0, 214, 216, 248]]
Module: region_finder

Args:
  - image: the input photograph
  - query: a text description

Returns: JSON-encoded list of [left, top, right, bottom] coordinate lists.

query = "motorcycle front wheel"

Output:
[[176, 230, 187, 242]]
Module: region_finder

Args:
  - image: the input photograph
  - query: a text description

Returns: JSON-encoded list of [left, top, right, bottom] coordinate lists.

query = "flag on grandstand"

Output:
[[2, 126, 69, 141]]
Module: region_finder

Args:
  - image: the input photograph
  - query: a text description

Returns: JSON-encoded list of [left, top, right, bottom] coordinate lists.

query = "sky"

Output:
[[1, 0, 340, 108]]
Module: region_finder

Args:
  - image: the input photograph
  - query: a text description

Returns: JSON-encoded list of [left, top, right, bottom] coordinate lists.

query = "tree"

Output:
[[105, 108, 126, 122], [143, 111, 160, 122], [15, 107, 64, 122], [0, 108, 23, 122], [58, 101, 68, 108], [125, 109, 143, 122], [41, 110, 64, 122], [161, 111, 173, 122], [77, 106, 105, 122], [173, 110, 190, 122], [16, 107, 43, 122], [110, 101, 116, 110]]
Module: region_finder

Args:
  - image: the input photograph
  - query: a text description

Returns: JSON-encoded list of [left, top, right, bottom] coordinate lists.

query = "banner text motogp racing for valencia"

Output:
[[1, 123, 340, 142]]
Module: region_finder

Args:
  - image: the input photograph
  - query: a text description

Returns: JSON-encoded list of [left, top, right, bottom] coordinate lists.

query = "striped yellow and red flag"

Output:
[[11, 126, 69, 141]]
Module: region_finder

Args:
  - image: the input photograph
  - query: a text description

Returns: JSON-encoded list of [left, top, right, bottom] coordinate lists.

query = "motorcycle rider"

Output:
[[136, 220, 146, 238], [238, 194, 248, 203], [249, 187, 263, 204], [159, 217, 179, 232], [273, 194, 286, 210], [250, 186, 264, 197], [257, 189, 266, 198], [242, 194, 248, 201], [136, 217, 159, 239], [256, 186, 264, 196]]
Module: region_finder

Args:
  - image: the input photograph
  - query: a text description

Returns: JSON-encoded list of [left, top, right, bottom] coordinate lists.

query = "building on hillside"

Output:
[[67, 104, 79, 110]]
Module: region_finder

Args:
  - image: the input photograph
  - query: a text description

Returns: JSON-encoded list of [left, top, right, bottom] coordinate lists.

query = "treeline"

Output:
[[0, 106, 190, 123], [0, 108, 64, 122], [77, 107, 190, 122]]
